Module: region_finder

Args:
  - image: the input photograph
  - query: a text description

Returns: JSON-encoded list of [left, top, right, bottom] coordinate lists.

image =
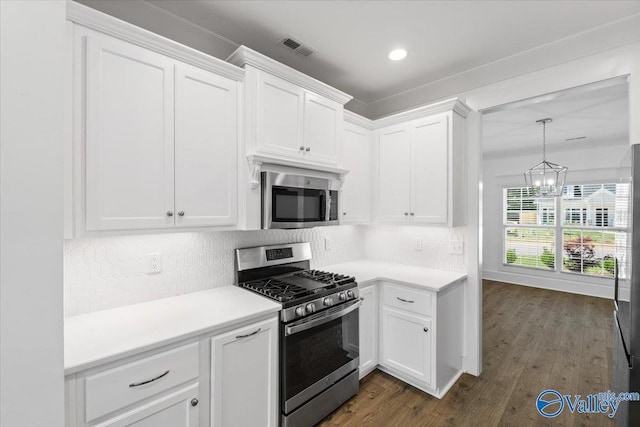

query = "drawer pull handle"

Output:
[[129, 370, 169, 387], [236, 328, 261, 339], [397, 297, 415, 303]]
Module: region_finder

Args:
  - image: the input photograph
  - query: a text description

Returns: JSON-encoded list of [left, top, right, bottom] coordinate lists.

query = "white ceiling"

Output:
[[146, 0, 640, 103], [482, 81, 629, 157]]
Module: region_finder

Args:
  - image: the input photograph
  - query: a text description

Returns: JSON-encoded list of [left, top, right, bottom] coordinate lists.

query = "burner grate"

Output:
[[240, 279, 311, 302]]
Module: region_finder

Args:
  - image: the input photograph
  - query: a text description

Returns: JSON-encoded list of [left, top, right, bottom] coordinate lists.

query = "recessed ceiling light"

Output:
[[388, 49, 407, 61]]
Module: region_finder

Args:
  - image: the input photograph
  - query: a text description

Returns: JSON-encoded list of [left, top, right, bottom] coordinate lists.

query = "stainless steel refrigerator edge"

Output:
[[613, 144, 640, 426]]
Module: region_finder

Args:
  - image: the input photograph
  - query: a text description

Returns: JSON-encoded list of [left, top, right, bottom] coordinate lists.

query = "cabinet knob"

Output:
[[410, 212, 415, 216], [299, 146, 305, 151], [191, 398, 199, 407], [178, 211, 185, 216], [404, 212, 409, 216], [305, 147, 311, 152], [423, 327, 429, 332], [166, 211, 174, 217], [343, 212, 347, 216]]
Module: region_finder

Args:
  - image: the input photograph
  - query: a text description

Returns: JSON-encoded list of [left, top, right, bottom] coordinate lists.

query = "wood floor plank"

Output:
[[317, 280, 614, 427]]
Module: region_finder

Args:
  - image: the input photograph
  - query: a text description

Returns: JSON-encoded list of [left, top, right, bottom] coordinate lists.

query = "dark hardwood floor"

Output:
[[318, 280, 613, 427]]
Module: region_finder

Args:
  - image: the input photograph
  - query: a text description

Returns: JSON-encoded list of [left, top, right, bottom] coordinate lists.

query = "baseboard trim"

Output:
[[482, 269, 613, 299]]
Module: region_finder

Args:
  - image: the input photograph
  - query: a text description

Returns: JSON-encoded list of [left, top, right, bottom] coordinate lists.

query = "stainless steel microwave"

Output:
[[261, 171, 339, 229]]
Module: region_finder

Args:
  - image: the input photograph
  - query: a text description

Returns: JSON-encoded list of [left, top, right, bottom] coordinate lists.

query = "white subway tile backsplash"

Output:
[[64, 224, 466, 317]]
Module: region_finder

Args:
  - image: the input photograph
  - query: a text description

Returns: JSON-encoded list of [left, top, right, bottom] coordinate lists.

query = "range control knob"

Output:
[[295, 306, 305, 317], [338, 292, 347, 301], [305, 303, 316, 314], [323, 297, 334, 307], [346, 290, 355, 299]]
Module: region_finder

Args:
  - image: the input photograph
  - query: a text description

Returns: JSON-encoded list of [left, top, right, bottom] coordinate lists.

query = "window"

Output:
[[503, 183, 629, 278], [561, 184, 627, 277], [503, 188, 555, 270]]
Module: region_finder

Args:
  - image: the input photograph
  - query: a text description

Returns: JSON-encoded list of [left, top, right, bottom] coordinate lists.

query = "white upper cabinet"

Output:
[[375, 100, 469, 226], [228, 46, 352, 167], [256, 72, 305, 158], [71, 19, 243, 235], [410, 115, 449, 223], [378, 124, 412, 223], [303, 92, 342, 164], [341, 119, 371, 224], [175, 63, 238, 228], [84, 33, 175, 231]]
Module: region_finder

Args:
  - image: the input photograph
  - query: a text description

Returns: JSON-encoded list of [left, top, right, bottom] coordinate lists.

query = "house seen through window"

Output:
[[503, 183, 629, 277]]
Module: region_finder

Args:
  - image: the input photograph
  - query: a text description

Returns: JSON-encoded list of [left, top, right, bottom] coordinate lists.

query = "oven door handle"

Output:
[[285, 299, 362, 336]]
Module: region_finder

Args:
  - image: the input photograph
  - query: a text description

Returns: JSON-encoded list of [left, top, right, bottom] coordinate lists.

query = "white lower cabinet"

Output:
[[381, 308, 432, 385], [67, 342, 201, 427], [358, 284, 378, 377], [65, 315, 279, 427], [210, 316, 278, 427], [359, 280, 464, 398], [98, 384, 199, 427]]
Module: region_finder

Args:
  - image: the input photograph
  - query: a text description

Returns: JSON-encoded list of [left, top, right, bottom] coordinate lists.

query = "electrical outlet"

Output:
[[146, 253, 162, 274], [324, 238, 332, 251], [450, 241, 464, 255], [414, 237, 423, 251]]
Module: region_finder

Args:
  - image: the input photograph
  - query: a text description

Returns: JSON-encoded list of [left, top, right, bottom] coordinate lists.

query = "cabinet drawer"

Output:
[[383, 283, 432, 316], [85, 342, 199, 422]]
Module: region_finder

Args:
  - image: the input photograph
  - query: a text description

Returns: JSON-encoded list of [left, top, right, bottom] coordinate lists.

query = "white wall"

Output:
[[0, 1, 66, 426], [483, 143, 629, 298]]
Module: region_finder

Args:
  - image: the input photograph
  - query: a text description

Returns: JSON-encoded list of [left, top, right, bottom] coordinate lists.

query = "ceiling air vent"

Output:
[[278, 36, 315, 58]]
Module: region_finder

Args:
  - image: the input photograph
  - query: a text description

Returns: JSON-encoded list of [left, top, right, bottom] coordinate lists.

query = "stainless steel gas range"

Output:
[[235, 242, 360, 427]]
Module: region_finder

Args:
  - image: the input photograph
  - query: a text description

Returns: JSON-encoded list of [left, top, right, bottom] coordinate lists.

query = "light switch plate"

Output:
[[324, 238, 332, 251], [450, 241, 464, 255]]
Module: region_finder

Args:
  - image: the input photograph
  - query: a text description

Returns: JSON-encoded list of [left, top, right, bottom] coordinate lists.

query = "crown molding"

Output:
[[66, 1, 244, 81], [371, 97, 472, 129], [344, 110, 374, 130], [228, 45, 353, 105]]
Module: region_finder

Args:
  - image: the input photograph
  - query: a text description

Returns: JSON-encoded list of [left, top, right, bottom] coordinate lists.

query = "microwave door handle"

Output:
[[325, 190, 331, 222]]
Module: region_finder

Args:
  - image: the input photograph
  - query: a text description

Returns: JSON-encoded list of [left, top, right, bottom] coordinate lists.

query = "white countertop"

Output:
[[321, 260, 466, 291], [64, 286, 280, 375]]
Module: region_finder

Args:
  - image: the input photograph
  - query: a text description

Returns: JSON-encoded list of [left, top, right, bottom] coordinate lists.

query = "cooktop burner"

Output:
[[294, 270, 355, 286], [241, 279, 311, 302], [235, 243, 359, 321]]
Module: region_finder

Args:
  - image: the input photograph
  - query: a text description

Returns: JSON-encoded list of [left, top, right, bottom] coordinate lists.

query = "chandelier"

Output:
[[524, 118, 567, 197]]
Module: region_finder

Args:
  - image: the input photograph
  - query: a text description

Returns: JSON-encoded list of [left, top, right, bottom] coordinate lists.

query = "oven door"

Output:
[[262, 172, 330, 229], [281, 299, 361, 415]]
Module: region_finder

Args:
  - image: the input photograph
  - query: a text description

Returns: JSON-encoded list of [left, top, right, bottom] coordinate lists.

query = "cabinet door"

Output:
[[303, 92, 342, 165], [256, 72, 305, 158], [359, 285, 378, 377], [381, 307, 432, 385], [84, 33, 175, 231], [410, 114, 449, 223], [175, 63, 238, 227], [98, 384, 199, 427], [211, 317, 278, 427], [341, 123, 371, 224], [378, 124, 411, 222]]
